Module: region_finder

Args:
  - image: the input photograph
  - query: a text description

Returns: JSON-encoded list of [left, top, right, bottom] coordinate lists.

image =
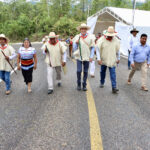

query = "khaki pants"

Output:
[[47, 65, 61, 90], [128, 62, 148, 87]]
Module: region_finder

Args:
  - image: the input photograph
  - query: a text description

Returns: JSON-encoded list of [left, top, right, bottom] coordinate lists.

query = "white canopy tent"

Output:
[[87, 7, 150, 56]]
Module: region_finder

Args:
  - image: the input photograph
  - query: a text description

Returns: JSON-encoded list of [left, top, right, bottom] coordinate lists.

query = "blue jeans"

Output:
[[128, 50, 131, 69], [0, 71, 11, 91], [100, 65, 117, 88], [77, 60, 89, 87]]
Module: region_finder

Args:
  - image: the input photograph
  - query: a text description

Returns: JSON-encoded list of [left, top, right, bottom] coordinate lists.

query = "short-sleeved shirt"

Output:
[[18, 47, 36, 70]]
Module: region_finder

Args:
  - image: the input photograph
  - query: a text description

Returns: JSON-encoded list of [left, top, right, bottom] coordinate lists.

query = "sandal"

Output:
[[141, 86, 148, 91]]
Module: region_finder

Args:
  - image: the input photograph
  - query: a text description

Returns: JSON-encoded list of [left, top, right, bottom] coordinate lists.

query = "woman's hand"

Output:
[[34, 64, 37, 70], [17, 65, 21, 70]]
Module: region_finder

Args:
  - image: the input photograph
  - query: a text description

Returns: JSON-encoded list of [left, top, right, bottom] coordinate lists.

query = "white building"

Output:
[[87, 7, 150, 56]]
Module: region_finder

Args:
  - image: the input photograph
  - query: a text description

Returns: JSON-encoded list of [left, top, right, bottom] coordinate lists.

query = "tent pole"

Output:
[[132, 0, 136, 27]]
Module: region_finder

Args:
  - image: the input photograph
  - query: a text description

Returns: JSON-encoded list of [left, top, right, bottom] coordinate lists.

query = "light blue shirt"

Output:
[[130, 43, 150, 64]]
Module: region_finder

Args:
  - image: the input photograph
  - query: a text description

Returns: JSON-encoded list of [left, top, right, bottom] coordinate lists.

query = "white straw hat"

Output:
[[49, 32, 59, 38], [0, 34, 9, 43], [103, 26, 117, 37], [77, 23, 91, 31]]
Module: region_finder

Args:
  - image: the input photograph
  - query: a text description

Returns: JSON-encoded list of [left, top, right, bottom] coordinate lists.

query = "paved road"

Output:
[[0, 43, 150, 150]]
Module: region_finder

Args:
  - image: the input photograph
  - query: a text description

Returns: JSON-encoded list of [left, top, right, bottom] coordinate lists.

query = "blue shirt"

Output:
[[130, 43, 150, 64]]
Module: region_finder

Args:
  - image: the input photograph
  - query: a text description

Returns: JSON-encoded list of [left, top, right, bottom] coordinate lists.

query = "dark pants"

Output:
[[22, 67, 33, 85], [77, 60, 89, 88], [128, 50, 131, 69], [69, 44, 73, 57], [100, 65, 117, 88]]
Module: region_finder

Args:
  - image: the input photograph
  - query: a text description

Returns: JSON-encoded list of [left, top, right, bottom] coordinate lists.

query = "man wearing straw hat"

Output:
[[73, 23, 95, 91], [96, 26, 120, 94], [0, 34, 16, 95], [128, 28, 139, 70], [43, 32, 67, 94]]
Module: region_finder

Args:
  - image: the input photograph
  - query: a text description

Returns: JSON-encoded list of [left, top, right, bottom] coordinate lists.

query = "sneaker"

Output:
[[5, 90, 11, 95], [77, 86, 81, 91], [82, 87, 87, 91], [58, 83, 61, 87], [100, 84, 104, 88], [90, 75, 95, 78], [141, 86, 148, 91], [48, 89, 53, 94], [112, 88, 119, 94]]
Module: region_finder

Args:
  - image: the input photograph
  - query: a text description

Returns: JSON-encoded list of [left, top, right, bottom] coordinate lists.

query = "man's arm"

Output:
[[90, 47, 95, 59], [117, 51, 120, 60], [128, 36, 132, 51], [9, 52, 17, 60], [96, 47, 101, 61], [9, 46, 17, 60], [147, 48, 150, 65], [63, 51, 67, 63], [73, 42, 78, 52], [130, 45, 136, 65]]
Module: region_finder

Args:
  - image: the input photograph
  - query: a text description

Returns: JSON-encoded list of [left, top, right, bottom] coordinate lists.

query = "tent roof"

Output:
[[88, 7, 150, 26]]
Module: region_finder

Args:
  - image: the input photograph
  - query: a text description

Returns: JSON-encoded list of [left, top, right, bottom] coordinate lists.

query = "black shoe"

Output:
[[58, 83, 61, 87], [100, 84, 104, 88], [83, 87, 87, 91], [112, 88, 119, 94], [77, 86, 81, 91], [48, 89, 53, 94]]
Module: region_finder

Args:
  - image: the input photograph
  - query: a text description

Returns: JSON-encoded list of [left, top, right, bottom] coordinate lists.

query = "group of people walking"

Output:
[[0, 23, 150, 95]]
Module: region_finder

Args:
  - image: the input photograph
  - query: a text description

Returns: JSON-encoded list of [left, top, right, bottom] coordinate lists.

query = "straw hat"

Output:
[[49, 32, 59, 39], [0, 34, 9, 43], [103, 26, 117, 37], [130, 28, 139, 34], [77, 23, 91, 31]]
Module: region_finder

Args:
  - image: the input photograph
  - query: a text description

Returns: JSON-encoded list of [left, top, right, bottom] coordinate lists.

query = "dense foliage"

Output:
[[0, 0, 149, 41]]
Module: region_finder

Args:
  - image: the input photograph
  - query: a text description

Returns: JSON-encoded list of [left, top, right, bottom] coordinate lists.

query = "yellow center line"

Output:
[[72, 58, 103, 150], [86, 80, 103, 150]]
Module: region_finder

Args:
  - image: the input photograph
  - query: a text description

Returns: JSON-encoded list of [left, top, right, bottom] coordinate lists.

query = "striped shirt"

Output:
[[18, 47, 36, 70]]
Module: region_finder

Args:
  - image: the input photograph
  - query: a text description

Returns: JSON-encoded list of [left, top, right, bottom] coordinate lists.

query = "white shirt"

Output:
[[128, 35, 139, 51]]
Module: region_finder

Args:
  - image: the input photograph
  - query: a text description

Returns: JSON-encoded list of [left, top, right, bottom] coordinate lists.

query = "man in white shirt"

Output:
[[128, 28, 139, 70]]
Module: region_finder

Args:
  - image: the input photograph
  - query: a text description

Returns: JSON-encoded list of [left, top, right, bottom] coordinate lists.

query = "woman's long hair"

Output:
[[22, 38, 32, 47]]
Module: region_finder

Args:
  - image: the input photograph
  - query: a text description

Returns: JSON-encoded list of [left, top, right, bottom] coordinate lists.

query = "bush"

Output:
[[52, 16, 80, 37]]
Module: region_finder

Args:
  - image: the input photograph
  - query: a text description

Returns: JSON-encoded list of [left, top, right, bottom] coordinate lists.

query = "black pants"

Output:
[[22, 67, 33, 85]]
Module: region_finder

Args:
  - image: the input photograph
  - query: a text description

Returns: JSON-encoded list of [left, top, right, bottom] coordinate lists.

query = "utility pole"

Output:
[[82, 0, 85, 19], [47, 0, 50, 17], [132, 0, 136, 27]]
